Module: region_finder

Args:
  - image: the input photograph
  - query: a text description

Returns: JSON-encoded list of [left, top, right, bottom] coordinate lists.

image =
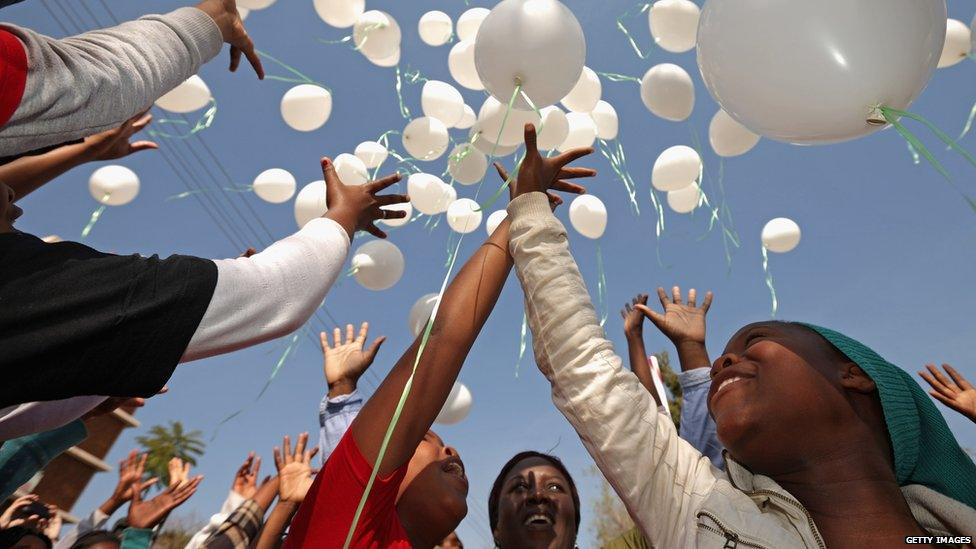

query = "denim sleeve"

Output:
[[678, 368, 725, 469], [318, 390, 364, 464]]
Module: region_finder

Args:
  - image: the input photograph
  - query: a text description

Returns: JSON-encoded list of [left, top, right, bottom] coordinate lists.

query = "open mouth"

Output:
[[441, 458, 468, 490], [716, 375, 747, 394], [523, 513, 554, 527]]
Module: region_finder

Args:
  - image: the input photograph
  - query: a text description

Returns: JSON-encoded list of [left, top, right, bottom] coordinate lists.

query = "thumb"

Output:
[[129, 484, 142, 504], [364, 336, 386, 364], [139, 478, 159, 491], [634, 304, 666, 329]]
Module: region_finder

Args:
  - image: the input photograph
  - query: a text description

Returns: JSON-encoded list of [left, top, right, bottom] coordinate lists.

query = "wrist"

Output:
[[674, 340, 710, 371], [323, 210, 357, 240], [327, 377, 358, 397], [99, 497, 123, 516], [625, 330, 643, 342]]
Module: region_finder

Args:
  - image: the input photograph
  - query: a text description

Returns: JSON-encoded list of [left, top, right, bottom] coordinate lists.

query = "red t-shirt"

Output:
[[0, 27, 27, 128], [283, 432, 411, 548]]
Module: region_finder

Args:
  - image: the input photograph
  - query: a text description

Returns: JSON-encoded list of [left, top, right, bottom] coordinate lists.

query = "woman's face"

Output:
[[493, 457, 577, 549], [397, 431, 468, 544]]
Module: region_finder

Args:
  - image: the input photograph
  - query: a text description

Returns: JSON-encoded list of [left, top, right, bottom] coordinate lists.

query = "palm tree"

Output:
[[136, 421, 205, 488]]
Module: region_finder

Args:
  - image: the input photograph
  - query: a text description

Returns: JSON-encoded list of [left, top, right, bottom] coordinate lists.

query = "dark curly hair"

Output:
[[487, 451, 581, 534]]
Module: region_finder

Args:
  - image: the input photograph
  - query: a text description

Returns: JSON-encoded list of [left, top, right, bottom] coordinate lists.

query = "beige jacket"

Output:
[[507, 193, 976, 548]]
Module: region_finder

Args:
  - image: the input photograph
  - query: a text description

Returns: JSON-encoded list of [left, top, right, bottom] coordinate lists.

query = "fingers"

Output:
[[364, 335, 386, 363], [130, 484, 142, 504], [273, 446, 284, 472], [546, 192, 563, 209], [345, 323, 354, 345], [239, 34, 265, 79], [139, 478, 159, 491], [332, 327, 342, 348], [701, 291, 714, 313], [688, 288, 697, 307], [283, 435, 293, 464], [929, 364, 958, 391], [252, 456, 261, 478], [672, 286, 683, 305], [367, 172, 403, 193], [374, 193, 410, 207], [356, 322, 369, 344], [551, 146, 594, 169], [550, 180, 586, 195], [129, 141, 159, 154], [942, 364, 973, 390], [380, 207, 408, 221], [523, 124, 538, 157], [638, 293, 649, 306], [294, 432, 308, 459], [230, 46, 242, 73], [307, 446, 320, 462], [172, 476, 204, 505], [493, 162, 510, 182], [137, 453, 148, 476], [557, 166, 598, 179], [321, 158, 339, 187], [930, 390, 963, 413], [656, 287, 670, 308], [365, 223, 388, 240], [920, 367, 956, 399], [320, 331, 330, 351], [635, 304, 667, 329]]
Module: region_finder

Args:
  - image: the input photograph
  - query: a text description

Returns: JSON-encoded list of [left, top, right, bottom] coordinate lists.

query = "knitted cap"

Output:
[[800, 324, 976, 509]]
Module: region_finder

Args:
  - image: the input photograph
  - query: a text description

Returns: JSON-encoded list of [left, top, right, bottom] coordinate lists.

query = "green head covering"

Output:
[[799, 323, 976, 509]]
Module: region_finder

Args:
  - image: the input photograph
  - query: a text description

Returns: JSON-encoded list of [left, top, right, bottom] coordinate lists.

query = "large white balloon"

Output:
[[559, 112, 597, 152], [649, 0, 700, 53], [237, 0, 274, 9], [408, 293, 440, 336], [435, 382, 473, 425], [474, 0, 586, 110], [333, 153, 368, 186], [455, 105, 477, 130], [422, 80, 465, 127], [253, 168, 296, 204], [667, 183, 701, 214], [402, 117, 450, 161], [352, 240, 405, 291], [408, 173, 454, 215], [485, 210, 508, 235], [537, 106, 570, 150], [652, 146, 701, 191], [469, 125, 519, 157], [446, 198, 484, 234], [939, 19, 972, 68], [477, 96, 541, 147], [709, 109, 761, 157], [379, 202, 412, 228], [89, 165, 139, 206], [761, 218, 802, 253], [418, 10, 453, 46], [448, 40, 484, 91], [697, 0, 945, 144], [355, 141, 388, 169], [237, 6, 249, 19], [314, 0, 364, 28], [365, 47, 401, 67], [447, 144, 489, 185], [457, 7, 490, 41], [155, 76, 212, 113], [640, 64, 695, 122], [294, 180, 327, 228], [560, 67, 602, 113], [569, 194, 607, 239], [281, 84, 332, 132], [353, 10, 401, 60], [590, 100, 619, 140]]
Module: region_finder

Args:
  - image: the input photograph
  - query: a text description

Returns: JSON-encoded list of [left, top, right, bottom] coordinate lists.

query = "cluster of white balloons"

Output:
[[652, 146, 703, 214]]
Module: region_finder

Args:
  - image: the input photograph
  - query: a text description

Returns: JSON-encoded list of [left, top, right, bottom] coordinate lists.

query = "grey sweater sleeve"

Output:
[[0, 7, 222, 157]]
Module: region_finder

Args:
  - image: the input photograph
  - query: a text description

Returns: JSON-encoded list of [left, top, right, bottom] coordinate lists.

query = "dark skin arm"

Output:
[[621, 294, 663, 406], [353, 127, 595, 475], [255, 435, 317, 549]]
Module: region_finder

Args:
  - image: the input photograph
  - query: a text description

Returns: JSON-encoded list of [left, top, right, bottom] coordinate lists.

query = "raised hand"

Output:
[[194, 0, 264, 78], [919, 364, 976, 423], [273, 432, 319, 503], [507, 124, 595, 201], [621, 294, 650, 340], [101, 450, 158, 515], [168, 457, 192, 488], [43, 504, 62, 541], [321, 322, 385, 394], [636, 286, 713, 372], [493, 162, 565, 211], [232, 452, 261, 499], [0, 495, 41, 530], [127, 475, 203, 529], [83, 112, 158, 161], [320, 158, 408, 240]]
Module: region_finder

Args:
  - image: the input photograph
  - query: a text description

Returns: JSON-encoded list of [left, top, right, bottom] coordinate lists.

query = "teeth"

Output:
[[444, 462, 464, 478], [524, 514, 553, 526], [717, 376, 744, 393]]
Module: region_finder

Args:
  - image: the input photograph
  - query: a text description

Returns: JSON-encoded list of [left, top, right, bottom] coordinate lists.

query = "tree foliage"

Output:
[[135, 421, 205, 489]]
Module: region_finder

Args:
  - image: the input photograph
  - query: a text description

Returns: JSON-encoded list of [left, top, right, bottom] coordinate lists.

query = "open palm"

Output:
[[637, 287, 712, 345], [274, 432, 319, 503], [321, 323, 385, 386], [920, 364, 976, 423]]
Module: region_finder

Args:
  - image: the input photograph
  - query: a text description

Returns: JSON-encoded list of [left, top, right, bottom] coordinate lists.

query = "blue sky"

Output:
[[6, 0, 976, 546]]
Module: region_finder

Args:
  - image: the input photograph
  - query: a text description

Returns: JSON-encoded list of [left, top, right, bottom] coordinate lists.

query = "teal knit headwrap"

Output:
[[799, 324, 976, 509]]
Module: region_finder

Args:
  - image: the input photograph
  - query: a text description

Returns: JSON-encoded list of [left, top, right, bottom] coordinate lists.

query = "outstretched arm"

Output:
[[920, 363, 976, 423], [621, 293, 660, 404]]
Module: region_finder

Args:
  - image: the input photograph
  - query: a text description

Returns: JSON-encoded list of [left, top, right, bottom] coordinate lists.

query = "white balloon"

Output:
[[448, 40, 484, 91], [568, 194, 607, 239], [447, 144, 489, 185], [422, 80, 465, 127], [355, 141, 388, 169], [559, 112, 597, 152], [352, 240, 405, 291], [709, 109, 761, 157], [454, 105, 477, 130], [477, 96, 541, 147], [761, 218, 802, 253], [537, 106, 570, 150], [590, 100, 619, 140], [294, 181, 327, 228], [447, 198, 484, 234], [666, 183, 701, 214], [469, 125, 519, 157], [237, 0, 274, 9], [253, 168, 296, 204], [485, 210, 508, 235], [314, 0, 364, 28], [334, 153, 369, 186], [652, 146, 701, 191], [939, 19, 972, 68], [560, 67, 602, 113], [435, 382, 473, 425], [408, 173, 454, 215], [89, 165, 139, 206], [281, 84, 332, 132], [353, 10, 401, 60], [419, 10, 454, 46], [155, 75, 212, 113], [457, 7, 490, 41], [971, 14, 976, 57], [649, 0, 700, 53], [697, 0, 945, 144], [366, 47, 401, 67], [408, 293, 440, 336], [474, 0, 586, 110], [402, 117, 450, 161], [379, 202, 412, 228], [237, 7, 249, 20], [640, 64, 695, 122]]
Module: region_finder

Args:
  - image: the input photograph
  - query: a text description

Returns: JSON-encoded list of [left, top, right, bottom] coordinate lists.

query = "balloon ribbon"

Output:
[[761, 246, 778, 317], [616, 2, 653, 60], [148, 98, 217, 140], [879, 106, 976, 180]]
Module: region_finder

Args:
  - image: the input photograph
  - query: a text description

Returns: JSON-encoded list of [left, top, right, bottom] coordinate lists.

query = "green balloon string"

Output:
[[687, 124, 740, 268], [907, 142, 921, 165], [879, 106, 976, 180], [515, 312, 528, 378], [761, 246, 778, 318], [148, 98, 217, 140], [616, 1, 653, 60], [595, 71, 642, 85], [80, 204, 107, 239], [395, 65, 412, 119], [166, 185, 253, 201], [597, 138, 641, 215], [256, 49, 327, 89], [956, 100, 976, 142], [596, 244, 608, 327]]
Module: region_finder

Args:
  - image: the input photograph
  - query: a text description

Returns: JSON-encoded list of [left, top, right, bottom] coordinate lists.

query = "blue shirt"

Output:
[[318, 390, 364, 464], [677, 368, 725, 469]]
